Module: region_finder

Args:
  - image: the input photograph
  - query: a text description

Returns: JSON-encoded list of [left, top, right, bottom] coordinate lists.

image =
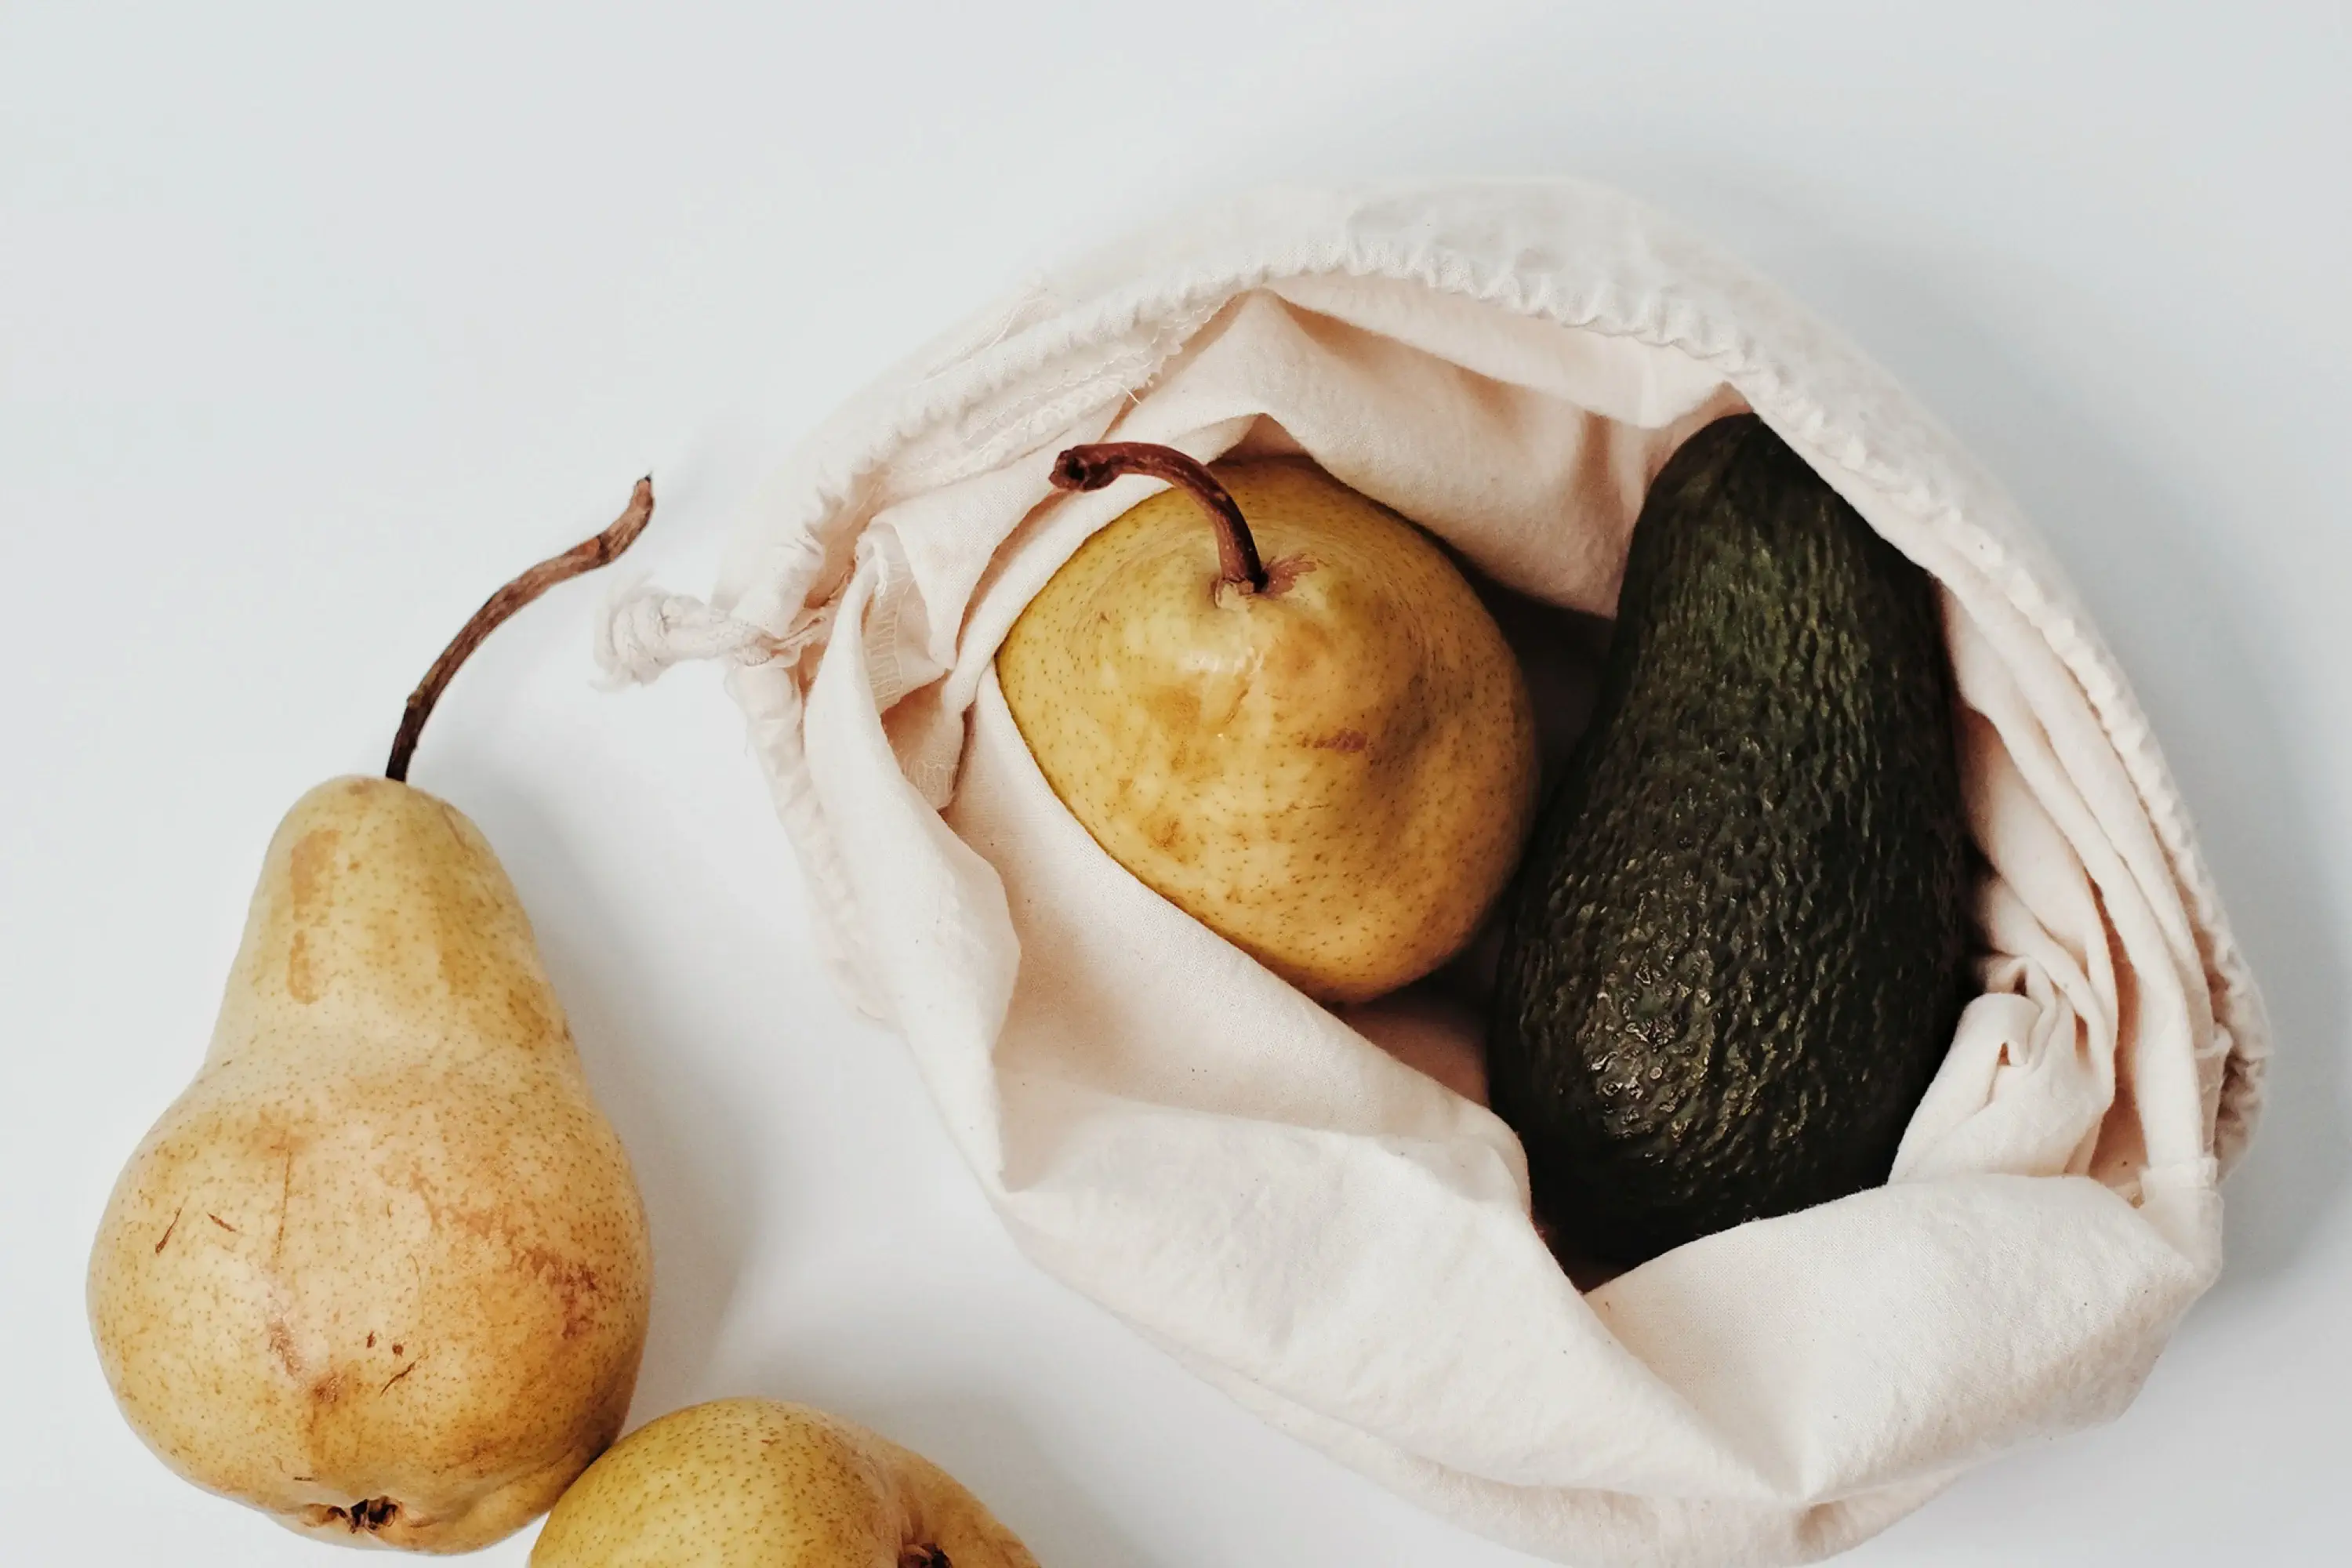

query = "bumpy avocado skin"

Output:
[[1489, 414, 1969, 1267]]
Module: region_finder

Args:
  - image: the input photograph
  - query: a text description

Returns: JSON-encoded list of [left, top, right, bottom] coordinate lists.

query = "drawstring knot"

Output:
[[594, 579, 831, 688]]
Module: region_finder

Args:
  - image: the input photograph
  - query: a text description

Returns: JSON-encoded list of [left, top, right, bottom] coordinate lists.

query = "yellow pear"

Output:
[[531, 1399, 1038, 1568], [998, 445, 1538, 1004], [87, 483, 658, 1551]]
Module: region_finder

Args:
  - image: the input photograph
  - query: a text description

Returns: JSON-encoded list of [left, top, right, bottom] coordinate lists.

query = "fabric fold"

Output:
[[674, 179, 2264, 1566]]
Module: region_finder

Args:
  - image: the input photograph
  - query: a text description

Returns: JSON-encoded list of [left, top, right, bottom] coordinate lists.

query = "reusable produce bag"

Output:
[[601, 180, 2268, 1567]]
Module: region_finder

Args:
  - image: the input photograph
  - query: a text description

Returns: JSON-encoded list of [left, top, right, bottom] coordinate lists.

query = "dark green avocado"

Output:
[[1488, 413, 1969, 1267]]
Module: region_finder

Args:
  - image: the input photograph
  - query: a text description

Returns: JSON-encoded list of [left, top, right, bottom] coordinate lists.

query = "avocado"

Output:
[[1488, 413, 1969, 1266]]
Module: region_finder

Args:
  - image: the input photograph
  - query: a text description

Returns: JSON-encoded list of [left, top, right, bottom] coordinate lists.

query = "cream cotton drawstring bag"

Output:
[[599, 180, 2269, 1567]]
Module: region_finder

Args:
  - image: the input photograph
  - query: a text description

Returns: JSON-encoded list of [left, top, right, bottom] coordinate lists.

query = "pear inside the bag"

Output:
[[948, 278, 2125, 1278]]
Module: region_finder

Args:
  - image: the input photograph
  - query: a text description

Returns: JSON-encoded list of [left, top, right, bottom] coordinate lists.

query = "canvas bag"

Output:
[[598, 180, 2270, 1567]]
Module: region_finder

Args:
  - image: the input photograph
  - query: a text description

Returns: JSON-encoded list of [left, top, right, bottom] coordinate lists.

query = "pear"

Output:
[[87, 483, 659, 1551], [530, 1399, 1039, 1568], [998, 445, 1538, 1004]]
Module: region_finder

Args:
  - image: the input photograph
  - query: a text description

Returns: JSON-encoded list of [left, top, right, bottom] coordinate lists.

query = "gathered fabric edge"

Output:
[[690, 186, 2264, 1178]]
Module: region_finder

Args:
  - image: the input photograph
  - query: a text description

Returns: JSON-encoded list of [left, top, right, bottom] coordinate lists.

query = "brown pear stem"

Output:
[[384, 476, 656, 783], [1050, 442, 1265, 593]]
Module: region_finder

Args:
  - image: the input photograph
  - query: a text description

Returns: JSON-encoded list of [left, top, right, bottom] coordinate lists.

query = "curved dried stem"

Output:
[[385, 477, 655, 782], [1049, 442, 1265, 593]]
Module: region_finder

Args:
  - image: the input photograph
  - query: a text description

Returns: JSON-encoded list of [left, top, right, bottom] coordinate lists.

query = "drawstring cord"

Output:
[[593, 579, 833, 688]]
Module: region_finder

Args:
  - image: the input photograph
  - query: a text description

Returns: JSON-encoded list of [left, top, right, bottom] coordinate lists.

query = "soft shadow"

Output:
[[1475, 575, 1612, 793], [1784, 248, 2351, 1290], [1339, 136, 2350, 1283], [742, 1370, 1156, 1568], [865, 1392, 1157, 1568], [427, 759, 768, 1420]]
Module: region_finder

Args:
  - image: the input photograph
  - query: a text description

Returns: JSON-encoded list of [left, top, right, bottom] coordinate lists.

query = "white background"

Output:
[[5, 2, 2347, 1563]]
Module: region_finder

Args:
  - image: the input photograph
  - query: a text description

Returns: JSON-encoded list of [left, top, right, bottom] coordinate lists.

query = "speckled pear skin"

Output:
[[531, 1399, 1039, 1568], [997, 459, 1539, 1004], [87, 776, 652, 1552]]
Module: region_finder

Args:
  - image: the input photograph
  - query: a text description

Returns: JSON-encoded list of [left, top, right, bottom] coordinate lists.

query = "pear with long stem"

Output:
[[89, 481, 659, 1552]]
